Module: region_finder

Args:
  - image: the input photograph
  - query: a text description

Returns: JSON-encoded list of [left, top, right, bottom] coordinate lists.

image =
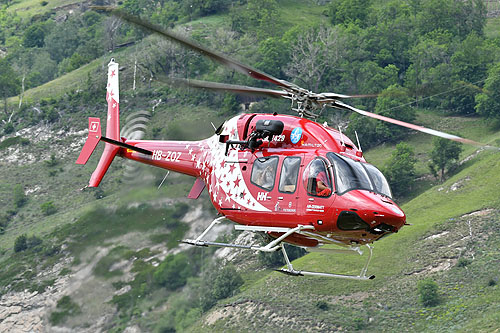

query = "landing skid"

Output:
[[276, 242, 375, 280], [181, 217, 376, 280]]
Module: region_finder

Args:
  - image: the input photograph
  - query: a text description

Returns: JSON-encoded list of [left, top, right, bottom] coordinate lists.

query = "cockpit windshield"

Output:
[[326, 153, 392, 198]]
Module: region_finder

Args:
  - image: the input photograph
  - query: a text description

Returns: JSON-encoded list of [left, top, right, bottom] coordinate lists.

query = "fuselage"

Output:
[[121, 113, 406, 247]]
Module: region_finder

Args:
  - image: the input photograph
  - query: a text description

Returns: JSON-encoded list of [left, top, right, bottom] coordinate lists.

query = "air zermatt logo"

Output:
[[90, 122, 99, 132], [290, 127, 303, 144]]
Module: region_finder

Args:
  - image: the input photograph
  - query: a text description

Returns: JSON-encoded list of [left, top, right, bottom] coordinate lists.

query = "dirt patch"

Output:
[[461, 209, 494, 218]]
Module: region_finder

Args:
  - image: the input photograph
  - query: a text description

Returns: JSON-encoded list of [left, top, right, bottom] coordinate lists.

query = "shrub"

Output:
[[14, 234, 28, 252], [49, 296, 81, 325], [3, 122, 14, 134], [418, 279, 440, 307], [41, 201, 57, 216], [457, 257, 471, 267], [154, 253, 194, 290], [44, 154, 58, 167], [212, 265, 243, 300], [27, 235, 43, 250], [199, 263, 244, 312], [315, 300, 329, 311], [13, 185, 27, 208]]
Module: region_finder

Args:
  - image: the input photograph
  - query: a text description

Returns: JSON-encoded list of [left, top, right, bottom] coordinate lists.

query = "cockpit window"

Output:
[[303, 158, 333, 197], [279, 157, 301, 193], [251, 156, 278, 191], [363, 163, 392, 198], [327, 153, 392, 198]]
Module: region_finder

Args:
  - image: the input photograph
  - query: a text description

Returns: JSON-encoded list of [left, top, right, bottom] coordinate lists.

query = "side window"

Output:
[[279, 157, 301, 193], [303, 158, 332, 197], [251, 156, 279, 191]]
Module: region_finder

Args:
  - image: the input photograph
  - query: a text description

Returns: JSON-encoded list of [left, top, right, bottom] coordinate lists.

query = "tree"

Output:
[[328, 0, 372, 27], [44, 21, 79, 63], [22, 21, 52, 48], [428, 137, 463, 181], [383, 142, 417, 198], [245, 0, 280, 38], [256, 37, 290, 78], [0, 58, 20, 116], [374, 84, 415, 143], [475, 62, 500, 120], [285, 26, 347, 92], [416, 0, 486, 39]]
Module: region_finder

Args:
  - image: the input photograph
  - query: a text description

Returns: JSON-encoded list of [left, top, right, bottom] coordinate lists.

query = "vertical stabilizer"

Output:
[[76, 59, 121, 187], [106, 58, 120, 141]]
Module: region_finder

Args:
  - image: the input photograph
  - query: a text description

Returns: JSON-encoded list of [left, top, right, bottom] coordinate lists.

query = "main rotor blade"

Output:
[[332, 101, 486, 146], [157, 77, 289, 98], [320, 92, 379, 99], [92, 6, 295, 90]]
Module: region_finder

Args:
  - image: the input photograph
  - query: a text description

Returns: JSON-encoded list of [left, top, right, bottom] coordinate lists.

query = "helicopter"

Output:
[[76, 7, 485, 280]]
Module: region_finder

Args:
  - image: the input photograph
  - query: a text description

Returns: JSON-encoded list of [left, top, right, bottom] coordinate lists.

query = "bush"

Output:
[[418, 279, 440, 307], [13, 185, 27, 208], [49, 296, 81, 325], [315, 300, 329, 311], [3, 122, 14, 134], [40, 201, 57, 216], [212, 265, 244, 300], [154, 253, 194, 290], [457, 257, 471, 267], [199, 263, 244, 312], [14, 234, 28, 252], [44, 153, 58, 167]]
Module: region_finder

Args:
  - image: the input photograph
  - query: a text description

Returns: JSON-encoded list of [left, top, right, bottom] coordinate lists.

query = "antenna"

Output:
[[355, 131, 362, 152], [338, 126, 345, 147]]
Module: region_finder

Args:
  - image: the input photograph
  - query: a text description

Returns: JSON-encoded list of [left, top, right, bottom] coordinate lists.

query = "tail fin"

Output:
[[76, 59, 121, 187], [76, 117, 102, 165]]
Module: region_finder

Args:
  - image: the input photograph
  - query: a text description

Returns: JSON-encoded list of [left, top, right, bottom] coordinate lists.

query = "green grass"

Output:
[[486, 14, 500, 39], [278, 0, 330, 28], [6, 0, 76, 18]]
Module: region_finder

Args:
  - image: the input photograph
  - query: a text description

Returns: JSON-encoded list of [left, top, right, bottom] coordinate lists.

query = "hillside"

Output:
[[0, 0, 500, 332]]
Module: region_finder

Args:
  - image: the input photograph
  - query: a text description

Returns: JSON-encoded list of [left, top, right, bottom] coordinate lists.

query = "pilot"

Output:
[[316, 170, 331, 197]]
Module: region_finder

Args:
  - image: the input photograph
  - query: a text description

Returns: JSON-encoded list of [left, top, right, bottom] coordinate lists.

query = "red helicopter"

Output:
[[77, 7, 484, 280]]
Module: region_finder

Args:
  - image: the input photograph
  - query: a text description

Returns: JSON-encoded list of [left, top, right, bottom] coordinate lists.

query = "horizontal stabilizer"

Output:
[[187, 178, 206, 199]]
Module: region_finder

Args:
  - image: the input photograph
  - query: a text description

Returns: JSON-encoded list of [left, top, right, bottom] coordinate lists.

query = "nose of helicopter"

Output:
[[338, 190, 406, 234], [367, 198, 406, 232]]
